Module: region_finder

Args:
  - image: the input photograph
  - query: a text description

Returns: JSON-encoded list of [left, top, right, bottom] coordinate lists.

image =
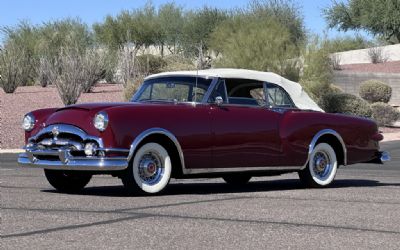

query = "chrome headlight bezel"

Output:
[[93, 111, 109, 132], [22, 113, 35, 131]]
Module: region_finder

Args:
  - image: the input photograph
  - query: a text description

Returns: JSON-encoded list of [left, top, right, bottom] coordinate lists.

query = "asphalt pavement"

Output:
[[1, 140, 400, 249]]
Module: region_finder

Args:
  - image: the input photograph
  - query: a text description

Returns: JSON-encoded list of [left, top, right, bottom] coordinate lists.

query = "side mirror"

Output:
[[215, 96, 224, 106]]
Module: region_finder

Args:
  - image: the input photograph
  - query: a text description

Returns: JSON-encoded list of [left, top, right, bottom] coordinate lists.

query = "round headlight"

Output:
[[22, 113, 35, 131], [94, 111, 108, 131]]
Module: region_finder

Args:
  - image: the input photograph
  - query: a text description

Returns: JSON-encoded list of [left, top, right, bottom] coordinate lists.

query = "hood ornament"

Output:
[[52, 126, 60, 139]]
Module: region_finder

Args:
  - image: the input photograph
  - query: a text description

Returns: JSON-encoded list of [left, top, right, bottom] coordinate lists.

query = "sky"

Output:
[[0, 0, 370, 39]]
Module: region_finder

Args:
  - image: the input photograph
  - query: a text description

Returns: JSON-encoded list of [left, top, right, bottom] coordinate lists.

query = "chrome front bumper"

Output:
[[18, 124, 129, 171], [18, 150, 128, 171], [18, 148, 129, 171]]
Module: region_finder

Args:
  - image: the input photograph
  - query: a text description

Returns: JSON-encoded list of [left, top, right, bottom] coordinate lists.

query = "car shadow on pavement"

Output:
[[41, 178, 400, 197]]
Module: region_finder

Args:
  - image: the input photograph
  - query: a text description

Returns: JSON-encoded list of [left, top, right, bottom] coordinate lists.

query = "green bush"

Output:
[[319, 93, 372, 117], [210, 15, 298, 76], [370, 102, 400, 126], [0, 43, 27, 93], [301, 36, 333, 85], [359, 80, 392, 103], [123, 76, 144, 101], [136, 54, 167, 75], [161, 55, 196, 71], [301, 81, 342, 104]]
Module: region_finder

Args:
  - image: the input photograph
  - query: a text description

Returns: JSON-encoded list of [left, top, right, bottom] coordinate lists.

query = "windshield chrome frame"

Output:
[[131, 75, 219, 104]]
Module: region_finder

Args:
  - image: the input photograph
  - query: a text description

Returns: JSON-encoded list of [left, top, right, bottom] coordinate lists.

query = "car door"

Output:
[[209, 79, 284, 169]]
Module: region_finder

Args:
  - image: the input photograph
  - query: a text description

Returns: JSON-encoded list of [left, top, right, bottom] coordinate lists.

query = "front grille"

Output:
[[27, 124, 103, 160]]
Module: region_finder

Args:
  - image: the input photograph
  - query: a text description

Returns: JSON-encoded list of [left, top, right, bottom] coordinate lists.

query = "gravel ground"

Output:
[[339, 61, 400, 73], [0, 84, 124, 149]]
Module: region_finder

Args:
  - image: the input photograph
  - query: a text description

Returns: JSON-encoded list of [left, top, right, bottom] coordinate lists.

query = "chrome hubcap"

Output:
[[313, 151, 331, 178], [138, 152, 164, 185]]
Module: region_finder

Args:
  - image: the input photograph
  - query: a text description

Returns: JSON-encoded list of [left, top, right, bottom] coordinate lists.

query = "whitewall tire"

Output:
[[122, 143, 172, 194], [298, 143, 338, 188]]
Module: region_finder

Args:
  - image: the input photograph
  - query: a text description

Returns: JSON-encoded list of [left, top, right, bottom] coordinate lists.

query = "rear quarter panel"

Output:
[[280, 110, 379, 165]]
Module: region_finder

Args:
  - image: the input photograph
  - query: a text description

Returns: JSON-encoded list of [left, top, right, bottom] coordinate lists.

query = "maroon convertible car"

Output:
[[18, 69, 390, 194]]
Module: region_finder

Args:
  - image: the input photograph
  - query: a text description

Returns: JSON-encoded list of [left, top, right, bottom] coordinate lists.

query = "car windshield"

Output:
[[133, 76, 213, 103]]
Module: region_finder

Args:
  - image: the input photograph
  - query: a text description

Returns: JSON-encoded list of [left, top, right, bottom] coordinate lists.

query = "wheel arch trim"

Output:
[[303, 129, 347, 169], [127, 128, 186, 173]]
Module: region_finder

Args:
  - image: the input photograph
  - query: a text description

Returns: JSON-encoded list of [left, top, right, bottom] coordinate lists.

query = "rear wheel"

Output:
[[222, 175, 252, 185], [298, 143, 338, 188], [121, 142, 172, 195], [44, 169, 92, 193]]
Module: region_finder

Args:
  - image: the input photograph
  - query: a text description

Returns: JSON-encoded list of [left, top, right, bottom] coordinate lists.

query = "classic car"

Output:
[[18, 68, 390, 194]]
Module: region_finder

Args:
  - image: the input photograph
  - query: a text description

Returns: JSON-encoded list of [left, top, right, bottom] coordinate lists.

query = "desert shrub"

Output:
[[330, 84, 343, 94], [319, 93, 372, 117], [38, 57, 51, 87], [45, 43, 109, 105], [324, 35, 369, 53], [359, 80, 392, 103], [81, 48, 110, 93], [330, 54, 341, 70], [1, 22, 40, 88], [0, 43, 26, 93], [210, 15, 297, 76], [300, 80, 342, 104], [48, 46, 86, 105], [367, 47, 387, 64], [370, 102, 400, 126], [136, 54, 167, 75], [301, 36, 333, 85], [123, 76, 145, 101], [281, 59, 301, 82], [161, 55, 196, 71]]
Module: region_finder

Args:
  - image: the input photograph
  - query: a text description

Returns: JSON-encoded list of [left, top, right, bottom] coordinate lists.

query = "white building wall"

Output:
[[332, 44, 400, 65]]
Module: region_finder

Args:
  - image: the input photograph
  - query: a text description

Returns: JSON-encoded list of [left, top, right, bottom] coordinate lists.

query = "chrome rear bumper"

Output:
[[365, 151, 391, 164], [18, 148, 129, 171], [380, 151, 391, 162]]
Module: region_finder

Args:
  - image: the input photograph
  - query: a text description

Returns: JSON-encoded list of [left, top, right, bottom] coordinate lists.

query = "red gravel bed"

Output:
[[0, 84, 124, 149], [339, 61, 400, 73]]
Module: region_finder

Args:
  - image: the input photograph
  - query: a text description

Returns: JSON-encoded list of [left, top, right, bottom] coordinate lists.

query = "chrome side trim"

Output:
[[127, 128, 186, 173], [301, 129, 347, 170], [182, 166, 302, 175]]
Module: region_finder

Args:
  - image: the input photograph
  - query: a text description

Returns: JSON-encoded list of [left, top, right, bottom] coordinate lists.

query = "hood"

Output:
[[56, 102, 132, 112]]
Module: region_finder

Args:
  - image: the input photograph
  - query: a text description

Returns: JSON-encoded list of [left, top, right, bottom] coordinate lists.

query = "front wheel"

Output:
[[44, 169, 92, 193], [121, 142, 172, 195], [298, 143, 338, 188]]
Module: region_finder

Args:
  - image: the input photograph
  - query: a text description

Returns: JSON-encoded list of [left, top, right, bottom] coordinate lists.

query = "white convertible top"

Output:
[[146, 68, 324, 112]]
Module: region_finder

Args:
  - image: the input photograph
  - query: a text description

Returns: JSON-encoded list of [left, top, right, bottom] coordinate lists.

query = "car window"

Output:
[[266, 85, 294, 108], [208, 80, 227, 103], [226, 80, 265, 107], [152, 83, 190, 102], [134, 76, 212, 103]]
